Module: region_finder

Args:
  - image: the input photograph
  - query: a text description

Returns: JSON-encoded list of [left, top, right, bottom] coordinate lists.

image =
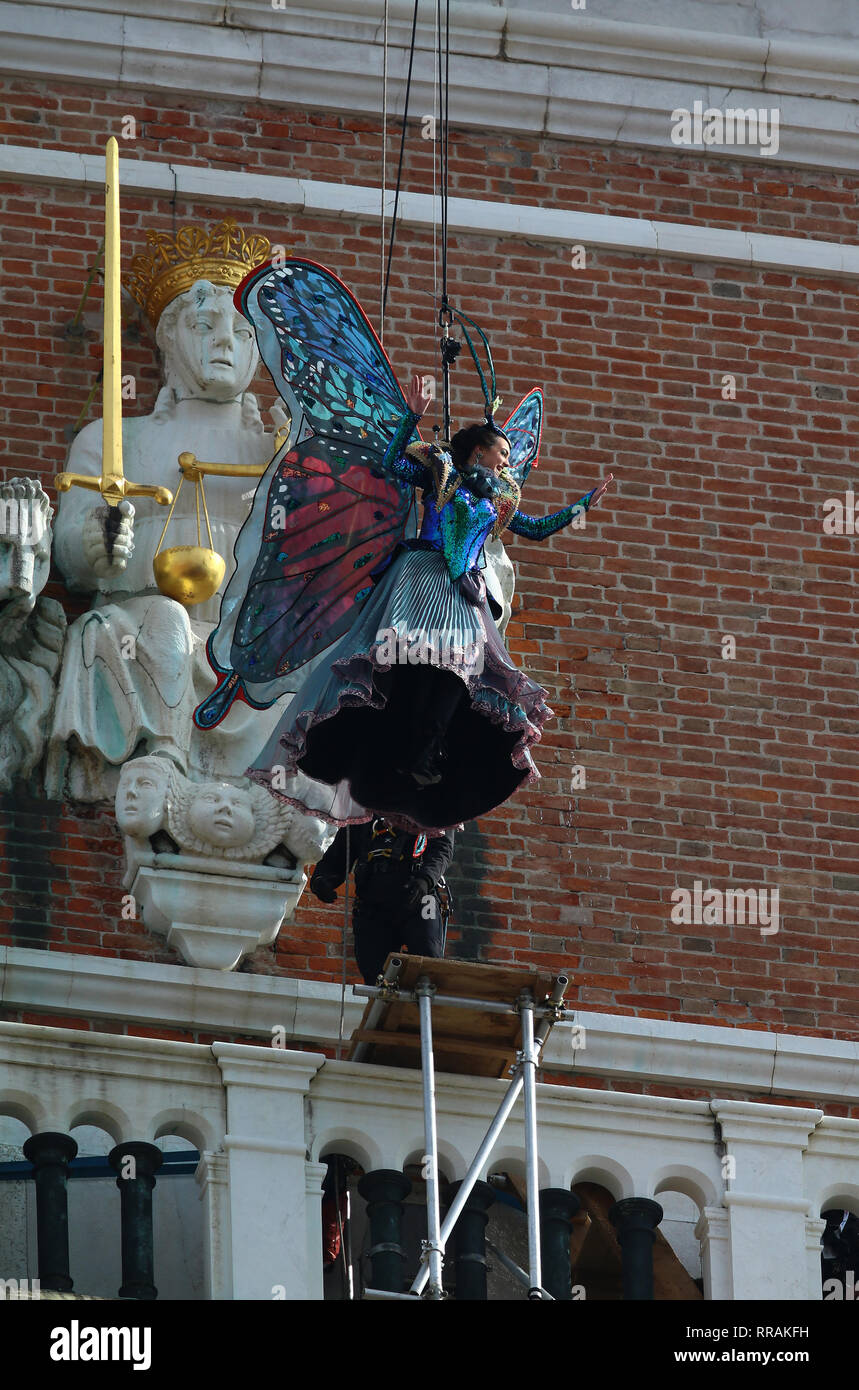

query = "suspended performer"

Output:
[[194, 257, 612, 834], [310, 818, 455, 984]]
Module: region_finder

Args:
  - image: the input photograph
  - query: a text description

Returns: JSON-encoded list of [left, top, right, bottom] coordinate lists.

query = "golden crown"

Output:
[[123, 219, 273, 327]]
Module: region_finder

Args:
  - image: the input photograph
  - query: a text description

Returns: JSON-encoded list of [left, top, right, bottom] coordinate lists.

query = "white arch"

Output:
[[401, 1136, 468, 1184], [65, 1099, 132, 1145], [0, 1091, 47, 1136], [814, 1183, 859, 1220], [151, 1108, 217, 1153], [651, 1164, 718, 1213], [566, 1154, 634, 1201], [480, 1145, 552, 1190], [311, 1126, 383, 1173]]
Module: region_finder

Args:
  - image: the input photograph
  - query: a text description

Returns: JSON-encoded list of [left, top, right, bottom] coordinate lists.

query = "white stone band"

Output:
[[4, 944, 859, 1104], [4, 1, 859, 170], [3, 141, 858, 280]]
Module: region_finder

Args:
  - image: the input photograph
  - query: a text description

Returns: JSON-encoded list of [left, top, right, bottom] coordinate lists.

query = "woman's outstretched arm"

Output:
[[507, 474, 613, 539]]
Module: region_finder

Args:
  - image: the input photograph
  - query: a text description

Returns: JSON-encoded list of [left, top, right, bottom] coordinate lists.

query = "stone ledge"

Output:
[[3, 945, 859, 1104], [5, 1, 859, 169], [3, 143, 859, 280]]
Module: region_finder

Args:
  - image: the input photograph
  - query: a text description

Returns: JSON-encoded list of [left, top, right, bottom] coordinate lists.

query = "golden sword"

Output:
[[55, 137, 172, 554]]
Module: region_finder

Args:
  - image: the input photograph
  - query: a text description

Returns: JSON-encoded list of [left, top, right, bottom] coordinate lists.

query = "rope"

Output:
[[432, 1, 439, 355], [336, 824, 351, 1060], [70, 367, 104, 436], [438, 0, 450, 316], [333, 1160, 353, 1300], [153, 474, 184, 558], [380, 0, 389, 342], [381, 0, 421, 326], [437, 0, 453, 439], [199, 473, 215, 550]]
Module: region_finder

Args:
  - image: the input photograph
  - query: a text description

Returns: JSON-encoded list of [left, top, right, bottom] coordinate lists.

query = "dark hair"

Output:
[[449, 422, 510, 471]]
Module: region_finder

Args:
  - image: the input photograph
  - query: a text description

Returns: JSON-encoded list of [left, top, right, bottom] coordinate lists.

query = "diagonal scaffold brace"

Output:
[[353, 961, 571, 1301]]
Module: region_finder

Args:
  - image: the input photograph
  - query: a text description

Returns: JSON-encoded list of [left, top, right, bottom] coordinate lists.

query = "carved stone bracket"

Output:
[[132, 852, 306, 971]]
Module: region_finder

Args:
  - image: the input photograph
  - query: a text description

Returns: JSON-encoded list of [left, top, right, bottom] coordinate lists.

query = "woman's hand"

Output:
[[405, 372, 434, 418], [590, 473, 614, 507]]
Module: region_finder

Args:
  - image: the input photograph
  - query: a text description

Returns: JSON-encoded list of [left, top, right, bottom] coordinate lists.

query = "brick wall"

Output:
[[0, 77, 857, 1041]]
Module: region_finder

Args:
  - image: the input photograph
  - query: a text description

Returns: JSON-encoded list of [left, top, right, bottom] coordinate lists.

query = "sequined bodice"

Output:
[[418, 490, 496, 581], [378, 409, 599, 579]]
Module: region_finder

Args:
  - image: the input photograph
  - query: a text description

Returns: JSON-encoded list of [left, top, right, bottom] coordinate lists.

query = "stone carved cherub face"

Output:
[[157, 280, 258, 403], [162, 773, 293, 862], [187, 783, 256, 850], [116, 757, 172, 839]]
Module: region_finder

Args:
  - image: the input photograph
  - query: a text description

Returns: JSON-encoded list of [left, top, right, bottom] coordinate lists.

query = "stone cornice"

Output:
[[213, 1041, 325, 1093], [2, 142, 858, 281], [711, 1098, 823, 1142], [0, 944, 359, 1045], [3, 1, 859, 171], [4, 945, 859, 1106]]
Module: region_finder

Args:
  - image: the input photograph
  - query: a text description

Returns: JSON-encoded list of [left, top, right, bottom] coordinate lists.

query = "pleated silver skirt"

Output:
[[248, 544, 552, 833]]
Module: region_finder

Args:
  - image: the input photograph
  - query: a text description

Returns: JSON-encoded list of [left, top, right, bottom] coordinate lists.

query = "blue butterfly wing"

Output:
[[195, 259, 418, 730], [244, 258, 409, 444], [502, 388, 543, 488]]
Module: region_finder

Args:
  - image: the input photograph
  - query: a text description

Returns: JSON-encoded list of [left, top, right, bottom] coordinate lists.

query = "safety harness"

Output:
[[354, 819, 453, 938]]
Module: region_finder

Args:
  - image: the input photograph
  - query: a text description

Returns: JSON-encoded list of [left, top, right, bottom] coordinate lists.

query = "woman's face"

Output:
[[468, 435, 511, 476]]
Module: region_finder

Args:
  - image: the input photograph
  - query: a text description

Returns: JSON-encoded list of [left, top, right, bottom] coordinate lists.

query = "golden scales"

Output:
[[56, 140, 282, 607], [152, 453, 225, 607], [151, 440, 285, 606]]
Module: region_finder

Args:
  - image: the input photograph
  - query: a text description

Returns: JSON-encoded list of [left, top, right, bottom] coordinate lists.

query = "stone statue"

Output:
[[45, 221, 301, 803], [115, 753, 329, 970], [114, 753, 175, 881], [115, 754, 172, 841], [116, 754, 328, 876], [0, 478, 66, 791]]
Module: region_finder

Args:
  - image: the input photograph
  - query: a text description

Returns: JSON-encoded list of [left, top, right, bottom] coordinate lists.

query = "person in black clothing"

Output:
[[309, 818, 455, 983]]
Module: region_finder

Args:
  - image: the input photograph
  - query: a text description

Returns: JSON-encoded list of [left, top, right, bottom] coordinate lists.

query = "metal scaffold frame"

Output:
[[351, 956, 573, 1301]]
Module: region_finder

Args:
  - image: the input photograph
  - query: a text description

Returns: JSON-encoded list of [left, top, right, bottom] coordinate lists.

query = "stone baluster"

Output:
[[609, 1197, 664, 1300], [357, 1169, 412, 1293], [109, 1141, 164, 1300], [22, 1131, 78, 1292]]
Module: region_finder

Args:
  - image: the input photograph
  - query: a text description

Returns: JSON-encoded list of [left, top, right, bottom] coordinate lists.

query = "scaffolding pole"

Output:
[[352, 966, 571, 1301], [416, 979, 444, 1299], [519, 991, 543, 1298]]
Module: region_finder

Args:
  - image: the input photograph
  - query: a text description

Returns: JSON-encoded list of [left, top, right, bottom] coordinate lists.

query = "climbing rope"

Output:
[[436, 0, 456, 440], [380, 0, 389, 342], [381, 0, 421, 326], [336, 823, 351, 1061]]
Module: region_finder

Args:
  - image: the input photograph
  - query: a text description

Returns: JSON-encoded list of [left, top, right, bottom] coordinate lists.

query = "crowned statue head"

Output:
[[156, 280, 259, 403], [123, 219, 276, 418]]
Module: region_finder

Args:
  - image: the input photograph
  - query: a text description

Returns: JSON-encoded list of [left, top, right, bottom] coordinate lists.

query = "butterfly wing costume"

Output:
[[195, 257, 419, 731], [196, 259, 602, 834]]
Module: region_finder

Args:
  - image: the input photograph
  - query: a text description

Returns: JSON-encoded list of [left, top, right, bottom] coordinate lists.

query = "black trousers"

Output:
[[301, 657, 525, 829], [353, 900, 445, 984], [384, 663, 467, 768]]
